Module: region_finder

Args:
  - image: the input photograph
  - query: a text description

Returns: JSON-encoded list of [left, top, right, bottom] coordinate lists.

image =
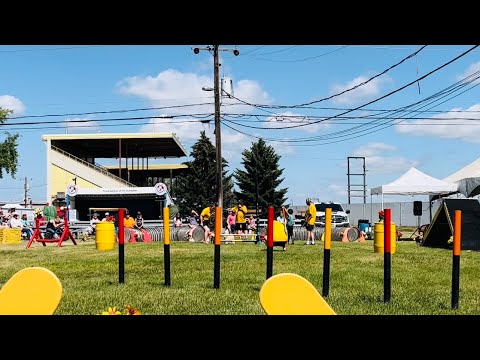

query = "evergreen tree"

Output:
[[233, 138, 288, 217], [0, 108, 19, 179], [175, 131, 234, 217]]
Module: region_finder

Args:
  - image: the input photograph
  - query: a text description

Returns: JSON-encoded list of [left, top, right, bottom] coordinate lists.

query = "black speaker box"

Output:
[[413, 201, 422, 216]]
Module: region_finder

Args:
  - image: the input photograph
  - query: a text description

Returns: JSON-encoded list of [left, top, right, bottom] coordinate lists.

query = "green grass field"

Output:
[[1, 235, 478, 315]]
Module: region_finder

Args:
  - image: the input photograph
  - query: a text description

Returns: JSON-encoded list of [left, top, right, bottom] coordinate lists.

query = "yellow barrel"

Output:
[[374, 221, 396, 254], [95, 222, 116, 250], [273, 220, 287, 242]]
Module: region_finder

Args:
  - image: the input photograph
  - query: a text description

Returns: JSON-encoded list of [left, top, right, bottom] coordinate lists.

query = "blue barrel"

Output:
[[358, 223, 369, 233], [358, 219, 369, 234]]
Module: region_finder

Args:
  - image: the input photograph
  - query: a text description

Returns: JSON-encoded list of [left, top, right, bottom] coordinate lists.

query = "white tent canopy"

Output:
[[371, 167, 458, 196], [443, 157, 480, 198], [1, 203, 27, 210]]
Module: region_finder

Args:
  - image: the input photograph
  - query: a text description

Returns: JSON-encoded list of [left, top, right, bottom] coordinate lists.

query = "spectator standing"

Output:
[[286, 208, 295, 245], [305, 199, 316, 245], [227, 210, 236, 234], [200, 203, 215, 244], [247, 214, 256, 235], [187, 210, 199, 242], [231, 200, 248, 234]]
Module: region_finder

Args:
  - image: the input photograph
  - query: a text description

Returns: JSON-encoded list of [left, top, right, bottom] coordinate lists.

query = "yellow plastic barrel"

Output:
[[374, 221, 396, 254], [95, 222, 115, 250], [273, 221, 287, 241]]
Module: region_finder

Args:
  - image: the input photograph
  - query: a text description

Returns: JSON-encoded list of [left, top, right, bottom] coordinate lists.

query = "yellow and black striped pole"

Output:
[[451, 209, 461, 309], [214, 206, 222, 289], [322, 207, 332, 297], [384, 208, 392, 303], [163, 206, 171, 287]]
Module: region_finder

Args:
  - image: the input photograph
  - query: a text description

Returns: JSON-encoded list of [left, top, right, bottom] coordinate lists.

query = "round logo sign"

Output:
[[66, 184, 78, 196], [154, 182, 167, 196]]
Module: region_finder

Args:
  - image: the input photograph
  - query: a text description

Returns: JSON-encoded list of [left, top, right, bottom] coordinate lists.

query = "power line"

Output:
[[232, 45, 427, 110], [258, 45, 478, 131], [8, 102, 215, 120], [0, 45, 106, 53], [220, 55, 480, 146], [240, 45, 267, 55], [250, 45, 349, 62], [255, 46, 299, 56]]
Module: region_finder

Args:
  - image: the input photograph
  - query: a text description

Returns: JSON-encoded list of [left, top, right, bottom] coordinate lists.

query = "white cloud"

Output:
[[456, 61, 480, 84], [352, 142, 418, 174], [221, 79, 272, 113], [395, 104, 480, 143], [0, 95, 26, 116], [329, 75, 392, 105], [119, 69, 274, 161], [328, 183, 348, 198], [116, 69, 213, 115], [64, 117, 101, 133], [116, 70, 272, 116]]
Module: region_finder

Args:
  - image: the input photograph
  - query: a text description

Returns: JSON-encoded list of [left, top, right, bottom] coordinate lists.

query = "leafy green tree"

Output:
[[175, 131, 234, 216], [0, 108, 19, 179], [233, 138, 288, 216]]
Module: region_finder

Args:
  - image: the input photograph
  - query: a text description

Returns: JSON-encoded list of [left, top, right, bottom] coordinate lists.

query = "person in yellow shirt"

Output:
[[305, 199, 316, 245], [231, 200, 248, 234], [123, 212, 136, 229], [200, 203, 215, 244]]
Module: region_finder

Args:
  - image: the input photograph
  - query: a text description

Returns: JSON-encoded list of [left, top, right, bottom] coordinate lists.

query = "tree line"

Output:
[[175, 131, 287, 217]]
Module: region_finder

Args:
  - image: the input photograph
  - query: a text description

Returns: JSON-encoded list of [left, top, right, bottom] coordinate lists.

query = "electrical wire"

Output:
[[8, 102, 215, 120], [256, 45, 478, 132], [232, 45, 427, 110], [250, 45, 349, 62]]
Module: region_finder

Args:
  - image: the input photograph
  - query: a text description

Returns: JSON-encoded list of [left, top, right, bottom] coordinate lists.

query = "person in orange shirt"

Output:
[[123, 212, 136, 228]]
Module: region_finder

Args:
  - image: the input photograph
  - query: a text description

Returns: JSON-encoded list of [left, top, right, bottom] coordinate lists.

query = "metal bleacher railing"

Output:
[[51, 145, 136, 187]]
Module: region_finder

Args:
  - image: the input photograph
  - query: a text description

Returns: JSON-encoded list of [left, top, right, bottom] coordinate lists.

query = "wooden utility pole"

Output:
[[24, 177, 28, 207]]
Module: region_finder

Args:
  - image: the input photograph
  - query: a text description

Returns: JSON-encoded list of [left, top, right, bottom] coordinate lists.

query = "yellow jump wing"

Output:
[[0, 267, 62, 315], [259, 273, 336, 315]]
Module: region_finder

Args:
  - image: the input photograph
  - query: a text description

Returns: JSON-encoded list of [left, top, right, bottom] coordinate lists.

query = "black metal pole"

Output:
[[255, 168, 259, 244], [384, 209, 392, 303], [163, 207, 171, 287], [118, 208, 125, 284], [214, 243, 221, 288], [451, 210, 461, 309]]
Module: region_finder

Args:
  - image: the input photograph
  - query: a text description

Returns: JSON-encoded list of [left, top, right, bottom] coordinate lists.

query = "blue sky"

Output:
[[0, 44, 479, 206]]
